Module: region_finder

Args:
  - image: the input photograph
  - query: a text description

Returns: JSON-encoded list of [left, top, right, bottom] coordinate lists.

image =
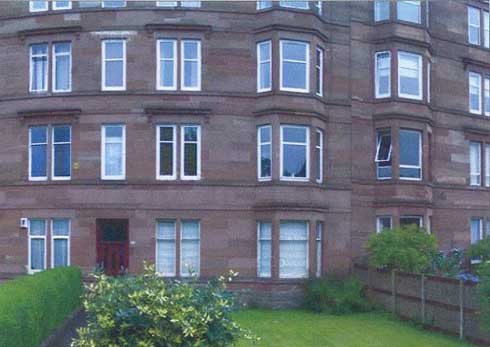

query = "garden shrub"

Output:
[[477, 262, 490, 332], [367, 225, 438, 273], [0, 266, 83, 347], [72, 264, 256, 347], [432, 248, 464, 278], [469, 237, 490, 263], [305, 276, 373, 315]]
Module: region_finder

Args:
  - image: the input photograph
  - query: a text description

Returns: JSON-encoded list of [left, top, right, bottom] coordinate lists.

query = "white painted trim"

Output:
[[101, 124, 126, 180], [315, 46, 324, 97], [156, 125, 177, 180], [155, 219, 177, 277], [51, 219, 71, 268], [52, 42, 72, 93], [29, 44, 49, 93], [397, 51, 423, 101], [279, 40, 310, 93], [374, 51, 391, 98], [156, 39, 177, 91], [180, 40, 201, 91], [101, 39, 126, 91], [257, 40, 272, 93], [51, 125, 72, 181], [29, 126, 48, 181], [280, 125, 310, 182], [180, 125, 201, 180], [257, 125, 272, 181]]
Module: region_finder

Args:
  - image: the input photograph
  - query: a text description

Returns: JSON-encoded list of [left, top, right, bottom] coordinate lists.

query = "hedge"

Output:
[[0, 267, 83, 347]]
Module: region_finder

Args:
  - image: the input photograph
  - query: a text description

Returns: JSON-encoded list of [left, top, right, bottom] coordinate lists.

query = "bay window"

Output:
[[180, 220, 200, 277], [181, 40, 201, 91], [29, 219, 47, 273], [30, 44, 48, 93], [280, 125, 309, 181], [470, 141, 482, 186], [375, 51, 391, 98], [468, 7, 481, 45], [181, 125, 201, 180], [258, 125, 272, 181], [397, 1, 421, 24], [156, 125, 176, 180], [469, 72, 482, 114], [257, 41, 272, 92], [399, 129, 422, 180], [52, 125, 71, 180], [374, 0, 390, 22], [101, 124, 126, 180], [398, 51, 422, 100], [102, 40, 126, 91], [375, 129, 392, 180], [156, 220, 176, 276], [280, 40, 309, 92], [279, 221, 308, 279], [157, 39, 177, 90], [29, 126, 48, 181], [257, 222, 272, 278], [53, 42, 71, 92], [51, 219, 70, 268]]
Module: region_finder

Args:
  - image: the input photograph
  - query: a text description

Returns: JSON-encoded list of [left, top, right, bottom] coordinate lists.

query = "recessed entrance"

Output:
[[96, 219, 129, 276]]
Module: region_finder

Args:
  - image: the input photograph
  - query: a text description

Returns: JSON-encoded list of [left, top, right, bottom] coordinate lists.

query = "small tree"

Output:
[[367, 225, 438, 273], [72, 264, 256, 347]]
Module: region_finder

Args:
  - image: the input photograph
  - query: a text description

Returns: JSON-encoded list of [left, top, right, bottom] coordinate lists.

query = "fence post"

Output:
[[367, 266, 371, 298], [421, 274, 425, 324], [391, 270, 397, 315], [459, 279, 464, 340]]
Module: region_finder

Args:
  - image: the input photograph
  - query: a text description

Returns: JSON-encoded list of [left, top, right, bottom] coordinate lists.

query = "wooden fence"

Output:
[[353, 264, 490, 345]]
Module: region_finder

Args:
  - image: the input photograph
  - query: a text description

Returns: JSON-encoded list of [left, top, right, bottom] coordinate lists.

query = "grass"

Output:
[[233, 310, 476, 347]]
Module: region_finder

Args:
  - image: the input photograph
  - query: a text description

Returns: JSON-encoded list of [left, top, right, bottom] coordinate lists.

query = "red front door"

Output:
[[96, 219, 129, 276]]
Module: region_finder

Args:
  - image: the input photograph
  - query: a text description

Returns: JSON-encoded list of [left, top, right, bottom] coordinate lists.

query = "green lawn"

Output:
[[233, 310, 475, 347]]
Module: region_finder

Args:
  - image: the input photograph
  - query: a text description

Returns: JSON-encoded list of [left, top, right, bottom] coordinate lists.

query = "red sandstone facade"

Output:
[[0, 1, 489, 293]]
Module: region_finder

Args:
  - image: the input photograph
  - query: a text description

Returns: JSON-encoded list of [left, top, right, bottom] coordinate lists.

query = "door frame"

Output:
[[96, 218, 129, 275]]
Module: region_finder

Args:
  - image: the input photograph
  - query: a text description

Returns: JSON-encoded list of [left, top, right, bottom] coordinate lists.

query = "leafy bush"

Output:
[[432, 248, 464, 278], [0, 267, 83, 347], [305, 276, 373, 315], [72, 264, 256, 347], [469, 238, 490, 263], [367, 225, 438, 273], [476, 262, 490, 331]]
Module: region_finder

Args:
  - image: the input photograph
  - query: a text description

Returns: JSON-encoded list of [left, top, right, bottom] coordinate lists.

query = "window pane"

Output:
[[280, 221, 308, 278], [279, 1, 308, 9], [53, 219, 70, 236], [258, 222, 272, 277], [105, 143, 122, 176], [54, 143, 71, 177], [105, 61, 124, 87], [156, 221, 176, 275], [376, 131, 391, 162], [283, 144, 307, 178], [261, 143, 271, 178], [377, 217, 392, 232], [106, 125, 122, 139], [468, 7, 481, 45], [54, 1, 71, 9], [470, 142, 482, 185], [484, 11, 489, 48], [105, 41, 123, 59], [31, 239, 45, 270], [376, 52, 390, 97], [399, 52, 421, 98], [157, 1, 178, 6], [258, 41, 272, 91], [55, 54, 70, 91], [31, 44, 48, 92], [183, 41, 198, 59], [374, 0, 390, 21], [184, 61, 199, 88], [31, 126, 47, 144], [400, 216, 422, 227], [257, 1, 272, 9], [53, 239, 69, 267], [283, 127, 306, 143], [184, 126, 198, 141], [471, 218, 482, 244], [181, 221, 200, 276], [397, 0, 420, 23], [485, 78, 490, 115], [31, 1, 48, 11], [31, 145, 47, 178], [184, 144, 197, 176], [80, 1, 101, 7], [400, 130, 421, 179], [160, 143, 173, 176], [103, 1, 126, 7], [181, 1, 200, 7], [30, 219, 46, 236], [283, 41, 307, 61]]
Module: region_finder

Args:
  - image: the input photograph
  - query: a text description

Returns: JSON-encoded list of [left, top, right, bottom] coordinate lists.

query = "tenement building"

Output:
[[0, 0, 489, 296]]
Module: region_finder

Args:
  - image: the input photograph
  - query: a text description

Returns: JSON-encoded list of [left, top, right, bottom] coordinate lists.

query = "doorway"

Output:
[[96, 219, 129, 276]]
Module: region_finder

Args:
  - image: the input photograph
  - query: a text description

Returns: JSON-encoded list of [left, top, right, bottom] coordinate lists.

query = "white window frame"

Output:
[[280, 125, 310, 182], [376, 216, 393, 233], [398, 51, 423, 100], [468, 6, 481, 45], [279, 1, 309, 10], [51, 219, 71, 268], [484, 11, 489, 49], [30, 1, 49, 12], [315, 129, 323, 183], [180, 40, 202, 91], [257, 125, 272, 181], [155, 220, 177, 277], [399, 129, 422, 181], [101, 39, 126, 91], [279, 221, 309, 279], [469, 72, 482, 115], [29, 44, 49, 93], [400, 215, 423, 228], [315, 222, 323, 278], [397, 0, 421, 24], [375, 129, 392, 180], [53, 1, 72, 10], [257, 221, 272, 278], [314, 1, 322, 15], [156, 39, 177, 91], [427, 61, 431, 103], [374, 0, 390, 22], [101, 124, 126, 180], [180, 125, 201, 180], [257, 40, 272, 93], [156, 125, 177, 180], [375, 51, 391, 99], [280, 40, 310, 93], [28, 219, 47, 274], [180, 220, 201, 277], [52, 42, 72, 93], [102, 1, 127, 8], [51, 125, 72, 181], [29, 126, 48, 181], [470, 141, 482, 186], [485, 76, 490, 117], [315, 47, 324, 97]]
